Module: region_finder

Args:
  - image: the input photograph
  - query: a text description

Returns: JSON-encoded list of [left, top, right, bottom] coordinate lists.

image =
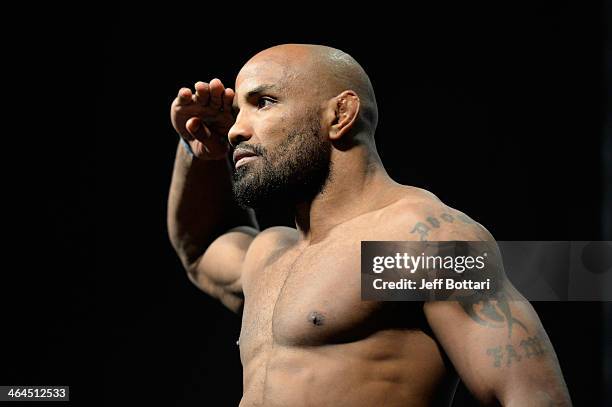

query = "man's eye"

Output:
[[257, 97, 276, 109]]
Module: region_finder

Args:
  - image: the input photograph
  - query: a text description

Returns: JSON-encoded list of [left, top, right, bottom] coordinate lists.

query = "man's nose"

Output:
[[228, 112, 252, 147]]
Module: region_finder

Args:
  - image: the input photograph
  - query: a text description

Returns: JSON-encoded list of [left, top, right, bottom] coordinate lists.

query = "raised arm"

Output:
[[167, 79, 258, 313]]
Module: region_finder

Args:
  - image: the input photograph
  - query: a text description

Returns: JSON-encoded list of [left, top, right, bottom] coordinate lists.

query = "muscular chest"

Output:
[[239, 240, 384, 356]]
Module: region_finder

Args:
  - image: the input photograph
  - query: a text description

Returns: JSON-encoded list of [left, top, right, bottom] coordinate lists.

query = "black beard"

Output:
[[232, 119, 332, 210]]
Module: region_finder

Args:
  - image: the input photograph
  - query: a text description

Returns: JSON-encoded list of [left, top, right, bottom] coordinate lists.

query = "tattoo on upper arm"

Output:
[[458, 292, 528, 337], [486, 335, 548, 368], [458, 288, 554, 369], [454, 270, 545, 369], [486, 344, 522, 367], [409, 211, 556, 372]]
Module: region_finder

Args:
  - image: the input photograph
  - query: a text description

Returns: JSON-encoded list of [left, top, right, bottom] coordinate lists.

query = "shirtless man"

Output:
[[167, 44, 571, 406]]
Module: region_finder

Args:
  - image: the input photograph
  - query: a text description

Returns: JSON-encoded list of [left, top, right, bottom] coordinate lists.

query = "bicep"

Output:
[[188, 226, 258, 313], [424, 288, 571, 406]]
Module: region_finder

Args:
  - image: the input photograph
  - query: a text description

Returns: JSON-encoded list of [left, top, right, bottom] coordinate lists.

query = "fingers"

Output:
[[186, 117, 229, 159], [179, 79, 230, 110], [208, 78, 225, 109], [186, 117, 211, 143], [194, 81, 210, 105], [223, 88, 235, 112], [176, 88, 193, 106]]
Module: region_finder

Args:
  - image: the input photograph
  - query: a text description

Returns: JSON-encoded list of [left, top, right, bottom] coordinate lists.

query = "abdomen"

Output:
[[240, 329, 457, 407]]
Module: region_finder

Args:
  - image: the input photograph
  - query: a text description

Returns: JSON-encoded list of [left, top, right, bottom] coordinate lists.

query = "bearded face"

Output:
[[232, 112, 332, 210]]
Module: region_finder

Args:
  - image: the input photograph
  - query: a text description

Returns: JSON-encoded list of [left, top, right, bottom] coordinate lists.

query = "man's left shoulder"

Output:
[[381, 188, 494, 242]]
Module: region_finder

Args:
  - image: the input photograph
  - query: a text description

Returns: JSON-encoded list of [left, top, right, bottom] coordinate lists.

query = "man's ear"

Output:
[[328, 90, 360, 141]]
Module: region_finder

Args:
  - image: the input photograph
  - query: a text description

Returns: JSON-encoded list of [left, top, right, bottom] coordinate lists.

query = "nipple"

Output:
[[308, 311, 325, 326]]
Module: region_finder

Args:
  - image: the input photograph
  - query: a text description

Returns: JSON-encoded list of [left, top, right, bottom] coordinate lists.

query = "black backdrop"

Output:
[[1, 2, 607, 406]]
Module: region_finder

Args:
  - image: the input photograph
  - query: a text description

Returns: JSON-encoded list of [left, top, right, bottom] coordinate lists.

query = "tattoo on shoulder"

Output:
[[409, 211, 474, 241], [411, 222, 431, 241], [456, 213, 476, 224], [440, 213, 454, 223]]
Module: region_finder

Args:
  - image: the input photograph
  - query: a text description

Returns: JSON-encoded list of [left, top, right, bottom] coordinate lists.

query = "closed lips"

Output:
[[233, 149, 258, 165]]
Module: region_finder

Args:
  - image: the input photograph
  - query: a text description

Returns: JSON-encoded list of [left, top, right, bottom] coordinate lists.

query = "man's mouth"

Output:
[[233, 148, 259, 168]]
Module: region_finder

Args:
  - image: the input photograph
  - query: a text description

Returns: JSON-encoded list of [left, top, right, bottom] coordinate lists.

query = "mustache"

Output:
[[234, 143, 266, 156]]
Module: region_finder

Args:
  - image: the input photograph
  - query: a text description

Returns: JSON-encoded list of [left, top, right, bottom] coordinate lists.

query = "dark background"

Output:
[[1, 2, 609, 406]]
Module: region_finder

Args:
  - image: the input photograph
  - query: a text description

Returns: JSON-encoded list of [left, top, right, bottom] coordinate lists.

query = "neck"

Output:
[[293, 146, 398, 244]]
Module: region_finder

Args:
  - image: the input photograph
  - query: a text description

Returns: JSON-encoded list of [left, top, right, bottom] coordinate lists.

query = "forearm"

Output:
[[167, 141, 257, 268]]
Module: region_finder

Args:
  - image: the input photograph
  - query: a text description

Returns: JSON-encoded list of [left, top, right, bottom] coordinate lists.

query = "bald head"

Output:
[[229, 45, 380, 208], [238, 44, 379, 138]]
